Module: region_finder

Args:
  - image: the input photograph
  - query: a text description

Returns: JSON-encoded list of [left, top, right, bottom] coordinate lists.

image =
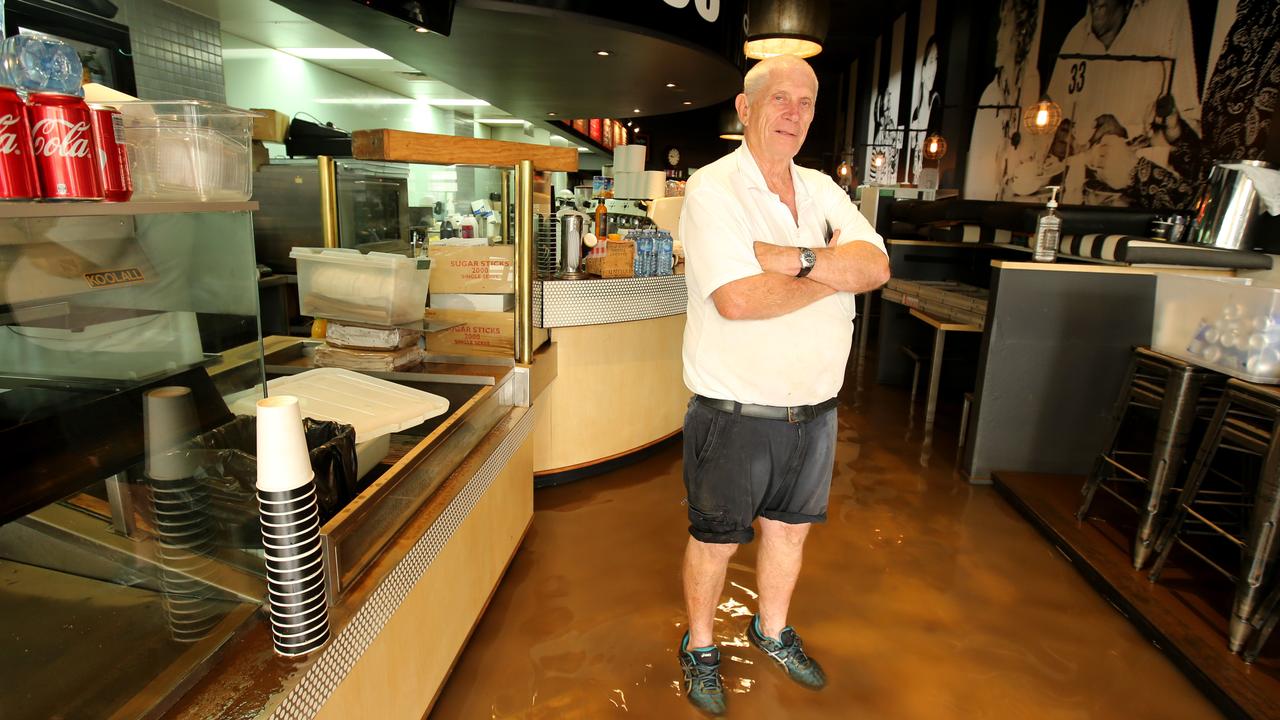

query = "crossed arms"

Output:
[[711, 232, 891, 320]]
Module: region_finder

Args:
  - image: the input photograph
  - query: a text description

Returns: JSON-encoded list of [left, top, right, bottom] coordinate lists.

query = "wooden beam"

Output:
[[353, 129, 579, 172]]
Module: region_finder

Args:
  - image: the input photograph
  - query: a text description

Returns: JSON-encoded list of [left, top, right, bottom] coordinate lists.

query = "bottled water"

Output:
[[1, 33, 83, 96], [656, 232, 674, 276]]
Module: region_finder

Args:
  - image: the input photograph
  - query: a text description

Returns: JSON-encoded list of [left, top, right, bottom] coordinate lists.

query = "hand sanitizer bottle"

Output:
[[1033, 185, 1062, 263]]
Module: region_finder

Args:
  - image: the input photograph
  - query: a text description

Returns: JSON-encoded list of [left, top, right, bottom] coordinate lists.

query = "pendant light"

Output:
[[719, 107, 745, 141], [1023, 99, 1062, 135], [835, 148, 855, 189], [922, 134, 947, 160], [745, 0, 830, 60]]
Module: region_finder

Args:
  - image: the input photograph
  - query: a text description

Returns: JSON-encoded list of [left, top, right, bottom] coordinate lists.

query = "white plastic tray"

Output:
[[231, 368, 449, 442]]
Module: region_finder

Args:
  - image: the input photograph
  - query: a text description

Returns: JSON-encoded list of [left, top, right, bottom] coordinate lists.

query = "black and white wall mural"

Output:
[[865, 16, 907, 184], [906, 0, 940, 183], [960, 0, 1279, 208]]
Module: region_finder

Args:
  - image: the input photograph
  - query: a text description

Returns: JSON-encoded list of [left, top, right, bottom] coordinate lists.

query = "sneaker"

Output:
[[678, 631, 726, 716], [747, 615, 827, 690]]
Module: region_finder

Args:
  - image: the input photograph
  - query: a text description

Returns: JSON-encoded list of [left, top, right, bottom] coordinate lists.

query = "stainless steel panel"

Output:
[[252, 163, 324, 273], [251, 160, 413, 273]]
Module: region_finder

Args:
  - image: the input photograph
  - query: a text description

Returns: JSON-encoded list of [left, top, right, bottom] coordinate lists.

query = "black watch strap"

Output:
[[796, 248, 815, 278]]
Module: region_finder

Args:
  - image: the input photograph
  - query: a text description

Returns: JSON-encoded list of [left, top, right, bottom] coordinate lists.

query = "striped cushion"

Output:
[[1058, 234, 1271, 269]]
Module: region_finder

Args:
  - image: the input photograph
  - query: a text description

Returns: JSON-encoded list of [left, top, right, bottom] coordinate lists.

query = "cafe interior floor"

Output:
[[429, 375, 1224, 719]]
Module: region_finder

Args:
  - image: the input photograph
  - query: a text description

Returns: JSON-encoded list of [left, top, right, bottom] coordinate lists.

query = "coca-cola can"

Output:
[[0, 87, 40, 200], [27, 92, 103, 201], [88, 104, 132, 202]]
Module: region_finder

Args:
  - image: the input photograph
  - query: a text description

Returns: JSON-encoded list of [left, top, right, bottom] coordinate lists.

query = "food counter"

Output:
[[530, 275, 690, 482], [0, 128, 580, 720], [164, 343, 535, 719]]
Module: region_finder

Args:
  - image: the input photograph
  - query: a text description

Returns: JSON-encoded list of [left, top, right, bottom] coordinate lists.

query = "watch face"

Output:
[[667, 148, 680, 167]]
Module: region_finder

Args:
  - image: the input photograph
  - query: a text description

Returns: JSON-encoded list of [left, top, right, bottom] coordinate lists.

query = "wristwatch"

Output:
[[796, 247, 817, 278]]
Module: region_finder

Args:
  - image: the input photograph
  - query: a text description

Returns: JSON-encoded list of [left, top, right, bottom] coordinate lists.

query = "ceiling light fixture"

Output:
[[596, 50, 611, 57], [478, 118, 528, 125], [280, 47, 393, 61], [743, 0, 830, 60], [422, 99, 490, 107], [666, 83, 677, 88], [633, 108, 641, 113], [547, 111, 557, 117], [682, 101, 693, 106], [719, 107, 745, 141], [316, 98, 416, 105], [413, 26, 429, 33]]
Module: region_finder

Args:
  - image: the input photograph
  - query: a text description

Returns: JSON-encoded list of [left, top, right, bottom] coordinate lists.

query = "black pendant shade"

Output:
[[745, 0, 830, 59]]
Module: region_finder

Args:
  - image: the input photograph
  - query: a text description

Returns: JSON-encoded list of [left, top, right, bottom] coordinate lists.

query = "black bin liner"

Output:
[[184, 415, 361, 546]]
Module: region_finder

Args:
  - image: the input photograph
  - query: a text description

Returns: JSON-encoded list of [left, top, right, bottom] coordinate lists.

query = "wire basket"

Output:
[[535, 210, 559, 278]]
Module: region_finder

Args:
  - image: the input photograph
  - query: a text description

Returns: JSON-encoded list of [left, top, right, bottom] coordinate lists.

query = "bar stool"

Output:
[[907, 308, 981, 433], [1148, 378, 1280, 653], [1076, 347, 1222, 569]]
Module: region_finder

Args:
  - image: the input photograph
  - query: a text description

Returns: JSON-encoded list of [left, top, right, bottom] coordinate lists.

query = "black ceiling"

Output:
[[273, 0, 916, 169], [273, 0, 745, 120], [638, 1, 916, 170]]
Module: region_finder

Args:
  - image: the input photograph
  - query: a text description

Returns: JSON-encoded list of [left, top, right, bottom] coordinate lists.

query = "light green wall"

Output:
[[221, 34, 461, 208]]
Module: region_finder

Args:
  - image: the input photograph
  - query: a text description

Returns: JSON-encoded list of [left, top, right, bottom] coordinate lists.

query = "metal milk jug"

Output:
[[1188, 160, 1271, 250]]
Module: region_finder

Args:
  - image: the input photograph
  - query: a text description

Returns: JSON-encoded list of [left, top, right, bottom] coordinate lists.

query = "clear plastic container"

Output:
[[291, 247, 431, 326], [229, 368, 449, 477], [117, 100, 258, 201], [1152, 273, 1280, 383]]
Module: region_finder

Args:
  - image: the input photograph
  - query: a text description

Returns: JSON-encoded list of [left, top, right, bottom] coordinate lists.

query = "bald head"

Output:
[[743, 55, 819, 101], [735, 55, 819, 166]]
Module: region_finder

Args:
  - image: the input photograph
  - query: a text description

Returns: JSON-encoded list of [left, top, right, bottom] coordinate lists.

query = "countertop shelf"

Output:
[[0, 200, 259, 218]]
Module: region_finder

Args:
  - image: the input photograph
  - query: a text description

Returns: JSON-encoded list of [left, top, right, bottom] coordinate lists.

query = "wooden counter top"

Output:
[[991, 260, 1236, 276]]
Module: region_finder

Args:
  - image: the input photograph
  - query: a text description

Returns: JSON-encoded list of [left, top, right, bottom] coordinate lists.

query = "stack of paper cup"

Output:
[[144, 386, 220, 643], [256, 395, 330, 656], [642, 171, 667, 200], [613, 145, 645, 173]]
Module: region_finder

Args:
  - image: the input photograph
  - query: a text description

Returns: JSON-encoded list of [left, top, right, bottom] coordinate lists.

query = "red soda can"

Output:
[[0, 87, 40, 199], [88, 104, 132, 202], [27, 92, 103, 201]]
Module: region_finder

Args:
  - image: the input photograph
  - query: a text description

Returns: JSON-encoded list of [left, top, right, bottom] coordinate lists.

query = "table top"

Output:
[[909, 308, 982, 332]]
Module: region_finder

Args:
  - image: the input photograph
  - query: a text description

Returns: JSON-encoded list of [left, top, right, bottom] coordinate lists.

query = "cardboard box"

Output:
[[251, 109, 291, 143], [429, 244, 515, 294], [425, 308, 547, 358]]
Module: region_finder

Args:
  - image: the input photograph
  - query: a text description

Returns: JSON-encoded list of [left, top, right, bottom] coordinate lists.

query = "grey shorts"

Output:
[[682, 396, 838, 544]]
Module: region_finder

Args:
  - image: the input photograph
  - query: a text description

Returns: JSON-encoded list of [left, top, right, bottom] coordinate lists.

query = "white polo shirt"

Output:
[[680, 144, 886, 407]]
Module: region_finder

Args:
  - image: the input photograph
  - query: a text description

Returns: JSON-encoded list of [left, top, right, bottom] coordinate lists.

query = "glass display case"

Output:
[[0, 196, 526, 717], [0, 202, 268, 719], [0, 130, 566, 717]]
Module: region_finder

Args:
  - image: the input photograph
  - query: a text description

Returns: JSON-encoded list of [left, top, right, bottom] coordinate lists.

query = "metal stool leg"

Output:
[[1134, 368, 1204, 568], [1078, 353, 1142, 521], [1243, 580, 1280, 663], [1148, 392, 1233, 583], [901, 345, 922, 429], [957, 391, 973, 457], [1230, 427, 1280, 652]]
